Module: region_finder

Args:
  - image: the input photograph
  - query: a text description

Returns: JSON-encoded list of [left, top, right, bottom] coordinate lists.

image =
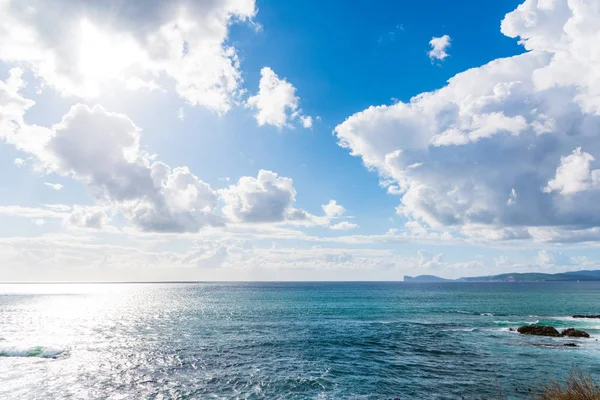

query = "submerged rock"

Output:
[[561, 328, 590, 338], [531, 343, 578, 348], [517, 325, 560, 337], [572, 314, 600, 318]]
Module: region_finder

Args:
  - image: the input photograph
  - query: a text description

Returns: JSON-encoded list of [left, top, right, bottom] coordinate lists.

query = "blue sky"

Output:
[[1, 0, 600, 281]]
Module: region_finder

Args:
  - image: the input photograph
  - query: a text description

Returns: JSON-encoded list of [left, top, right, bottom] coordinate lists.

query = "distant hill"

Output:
[[403, 270, 600, 282], [403, 275, 454, 282], [460, 272, 600, 282], [563, 270, 600, 279]]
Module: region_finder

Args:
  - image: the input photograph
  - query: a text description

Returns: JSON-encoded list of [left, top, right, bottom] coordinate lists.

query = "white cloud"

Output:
[[536, 250, 555, 267], [322, 200, 346, 218], [428, 35, 451, 62], [300, 115, 313, 128], [334, 0, 600, 243], [125, 77, 162, 92], [0, 0, 257, 113], [44, 182, 63, 191], [0, 205, 69, 220], [330, 221, 358, 230], [1, 94, 221, 232], [220, 169, 303, 223], [247, 67, 312, 129], [544, 147, 600, 195], [13, 158, 25, 167], [0, 68, 41, 155], [417, 250, 444, 268], [68, 206, 108, 229], [1, 72, 331, 234], [177, 107, 185, 122]]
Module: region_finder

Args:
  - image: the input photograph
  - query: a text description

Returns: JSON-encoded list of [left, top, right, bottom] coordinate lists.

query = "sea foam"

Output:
[[0, 345, 65, 359]]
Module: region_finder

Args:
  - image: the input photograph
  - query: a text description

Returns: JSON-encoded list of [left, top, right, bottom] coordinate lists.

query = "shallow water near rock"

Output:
[[1, 282, 600, 399]]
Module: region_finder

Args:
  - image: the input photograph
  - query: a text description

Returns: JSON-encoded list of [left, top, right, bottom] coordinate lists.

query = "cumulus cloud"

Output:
[[247, 67, 312, 129], [0, 0, 256, 112], [44, 182, 63, 191], [334, 0, 600, 243], [220, 169, 304, 223], [535, 250, 576, 269], [49, 105, 222, 232], [322, 200, 346, 218], [1, 71, 330, 234], [544, 147, 600, 195], [0, 78, 222, 233], [68, 206, 108, 229], [428, 35, 451, 62]]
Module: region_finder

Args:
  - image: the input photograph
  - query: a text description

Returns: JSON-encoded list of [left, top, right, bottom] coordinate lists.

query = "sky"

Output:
[[1, 0, 600, 281]]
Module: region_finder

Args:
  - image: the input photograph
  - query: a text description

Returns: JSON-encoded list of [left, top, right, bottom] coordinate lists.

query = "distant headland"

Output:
[[404, 269, 600, 282]]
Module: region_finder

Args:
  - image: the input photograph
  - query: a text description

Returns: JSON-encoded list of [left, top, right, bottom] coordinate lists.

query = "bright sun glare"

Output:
[[78, 19, 141, 96]]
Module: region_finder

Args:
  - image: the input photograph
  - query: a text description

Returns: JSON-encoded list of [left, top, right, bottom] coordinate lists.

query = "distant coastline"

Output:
[[404, 269, 600, 282]]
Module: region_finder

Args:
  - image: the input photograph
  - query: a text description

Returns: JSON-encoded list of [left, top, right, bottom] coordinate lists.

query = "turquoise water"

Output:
[[1, 282, 599, 399]]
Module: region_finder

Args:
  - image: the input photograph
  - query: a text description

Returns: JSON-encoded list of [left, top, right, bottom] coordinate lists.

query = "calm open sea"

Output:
[[1, 282, 599, 399]]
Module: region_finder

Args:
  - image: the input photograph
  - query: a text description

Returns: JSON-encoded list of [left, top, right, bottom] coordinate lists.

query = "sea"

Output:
[[1, 282, 599, 399]]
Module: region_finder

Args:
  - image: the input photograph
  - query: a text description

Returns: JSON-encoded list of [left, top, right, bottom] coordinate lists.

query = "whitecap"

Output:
[[0, 345, 66, 359]]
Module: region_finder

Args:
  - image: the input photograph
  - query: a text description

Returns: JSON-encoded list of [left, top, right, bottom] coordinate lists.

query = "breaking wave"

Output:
[[0, 345, 66, 359]]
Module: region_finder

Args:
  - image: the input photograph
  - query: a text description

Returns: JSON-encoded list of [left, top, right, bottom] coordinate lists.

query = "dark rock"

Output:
[[530, 343, 578, 348], [509, 327, 515, 332], [517, 325, 560, 336], [572, 314, 600, 318], [561, 328, 590, 338]]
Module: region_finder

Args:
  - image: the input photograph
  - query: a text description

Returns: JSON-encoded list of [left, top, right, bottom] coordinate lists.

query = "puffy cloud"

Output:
[[0, 0, 256, 112], [300, 115, 313, 128], [220, 169, 301, 223], [334, 0, 600, 242], [536, 250, 555, 267], [219, 171, 346, 227], [49, 105, 221, 232], [428, 35, 451, 62], [544, 147, 600, 195], [44, 182, 63, 191], [68, 206, 108, 229], [13, 158, 25, 167], [322, 200, 346, 218], [535, 249, 578, 269], [247, 67, 312, 129], [0, 85, 221, 232], [0, 69, 343, 235]]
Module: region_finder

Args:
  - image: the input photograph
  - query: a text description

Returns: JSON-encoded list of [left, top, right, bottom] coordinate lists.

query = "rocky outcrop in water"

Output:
[[516, 325, 590, 338], [517, 325, 560, 336], [572, 314, 600, 318], [561, 328, 590, 338], [531, 343, 578, 348]]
